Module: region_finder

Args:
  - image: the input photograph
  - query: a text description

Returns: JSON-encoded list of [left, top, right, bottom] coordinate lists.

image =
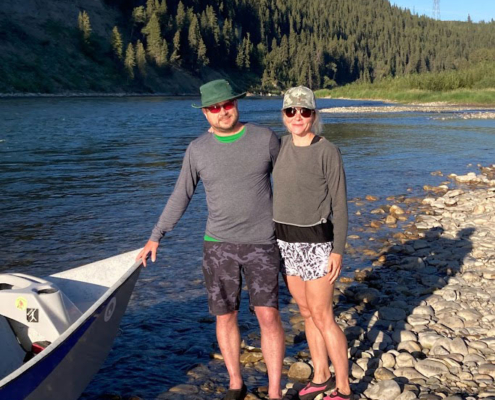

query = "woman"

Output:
[[273, 86, 351, 400]]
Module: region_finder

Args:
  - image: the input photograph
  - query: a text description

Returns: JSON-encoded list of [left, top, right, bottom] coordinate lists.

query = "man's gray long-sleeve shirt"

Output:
[[150, 123, 280, 244]]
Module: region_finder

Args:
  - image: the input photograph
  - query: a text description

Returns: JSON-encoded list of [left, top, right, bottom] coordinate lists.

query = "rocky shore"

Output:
[[126, 165, 495, 400], [320, 103, 495, 119]]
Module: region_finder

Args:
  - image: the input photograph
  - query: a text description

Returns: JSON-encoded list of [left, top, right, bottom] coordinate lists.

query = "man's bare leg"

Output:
[[217, 311, 243, 389], [255, 306, 285, 399]]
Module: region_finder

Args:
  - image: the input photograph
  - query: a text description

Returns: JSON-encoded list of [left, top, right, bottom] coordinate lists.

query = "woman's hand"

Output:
[[327, 253, 343, 284]]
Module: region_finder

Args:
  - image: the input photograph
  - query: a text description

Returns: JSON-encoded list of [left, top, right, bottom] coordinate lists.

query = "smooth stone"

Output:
[[407, 315, 431, 327], [287, 362, 312, 380], [379, 307, 406, 321], [418, 332, 442, 349], [240, 351, 264, 364], [396, 353, 417, 368], [393, 330, 417, 343], [390, 205, 405, 215], [398, 340, 422, 353], [374, 367, 396, 380], [381, 352, 396, 368], [450, 337, 469, 356], [355, 288, 381, 304], [412, 306, 435, 317], [396, 391, 419, 400], [457, 309, 482, 322], [351, 362, 365, 379], [464, 354, 485, 363], [441, 316, 465, 330], [394, 367, 426, 380], [474, 374, 494, 384], [367, 329, 393, 345], [459, 371, 473, 381], [479, 363, 495, 378], [169, 384, 200, 394], [415, 359, 449, 377], [364, 379, 401, 400]]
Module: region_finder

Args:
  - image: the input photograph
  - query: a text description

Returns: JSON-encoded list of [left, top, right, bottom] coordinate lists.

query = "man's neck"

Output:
[[212, 122, 245, 136]]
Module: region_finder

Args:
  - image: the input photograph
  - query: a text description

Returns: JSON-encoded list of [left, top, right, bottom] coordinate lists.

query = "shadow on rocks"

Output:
[[337, 227, 476, 399]]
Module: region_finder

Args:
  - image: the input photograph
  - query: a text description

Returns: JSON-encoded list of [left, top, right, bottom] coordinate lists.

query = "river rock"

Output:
[[168, 384, 200, 394], [393, 329, 417, 343], [479, 363, 495, 378], [450, 337, 469, 355], [394, 367, 426, 380], [396, 390, 419, 400], [374, 367, 396, 380], [379, 307, 406, 321], [287, 362, 312, 380], [364, 380, 401, 400], [415, 359, 449, 377]]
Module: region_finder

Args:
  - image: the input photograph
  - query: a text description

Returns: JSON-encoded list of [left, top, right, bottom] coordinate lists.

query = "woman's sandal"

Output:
[[324, 389, 353, 400], [298, 376, 336, 400]]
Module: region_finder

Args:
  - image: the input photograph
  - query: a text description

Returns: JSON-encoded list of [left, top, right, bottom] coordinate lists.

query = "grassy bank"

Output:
[[316, 63, 495, 105]]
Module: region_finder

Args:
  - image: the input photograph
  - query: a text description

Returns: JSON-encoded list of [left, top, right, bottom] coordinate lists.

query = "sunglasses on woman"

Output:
[[205, 100, 236, 113], [283, 107, 314, 118]]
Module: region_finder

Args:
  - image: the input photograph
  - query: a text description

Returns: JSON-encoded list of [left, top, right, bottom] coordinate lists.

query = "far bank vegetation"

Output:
[[1, 0, 495, 94]]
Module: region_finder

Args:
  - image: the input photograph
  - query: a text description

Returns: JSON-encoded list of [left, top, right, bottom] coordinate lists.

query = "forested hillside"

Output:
[[1, 0, 494, 94]]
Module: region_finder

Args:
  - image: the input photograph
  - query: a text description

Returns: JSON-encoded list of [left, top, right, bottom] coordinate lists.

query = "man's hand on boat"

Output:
[[136, 240, 159, 267]]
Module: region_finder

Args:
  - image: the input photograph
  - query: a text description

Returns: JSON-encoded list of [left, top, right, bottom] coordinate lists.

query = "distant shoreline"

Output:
[[2, 92, 495, 117]]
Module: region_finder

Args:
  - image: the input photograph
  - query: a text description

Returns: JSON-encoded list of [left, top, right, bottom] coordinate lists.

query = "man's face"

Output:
[[202, 99, 240, 134]]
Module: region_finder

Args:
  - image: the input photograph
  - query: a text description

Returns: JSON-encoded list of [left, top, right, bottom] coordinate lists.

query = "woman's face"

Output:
[[283, 107, 315, 136]]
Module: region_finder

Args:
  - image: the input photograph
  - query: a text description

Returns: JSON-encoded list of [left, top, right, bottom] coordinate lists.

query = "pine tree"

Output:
[[157, 39, 169, 67], [111, 26, 123, 61], [176, 2, 186, 29], [132, 6, 146, 26], [125, 43, 136, 79], [136, 40, 147, 76], [198, 37, 209, 66], [143, 13, 162, 63], [78, 11, 92, 44], [170, 30, 181, 64]]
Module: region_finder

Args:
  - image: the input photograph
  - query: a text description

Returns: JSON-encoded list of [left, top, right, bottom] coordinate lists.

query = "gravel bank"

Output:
[[129, 166, 495, 400]]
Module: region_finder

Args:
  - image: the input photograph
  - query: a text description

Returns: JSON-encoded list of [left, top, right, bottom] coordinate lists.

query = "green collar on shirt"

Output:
[[214, 127, 246, 143]]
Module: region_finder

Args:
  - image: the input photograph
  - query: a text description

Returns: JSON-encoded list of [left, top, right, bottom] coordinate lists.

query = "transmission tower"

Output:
[[433, 0, 440, 20]]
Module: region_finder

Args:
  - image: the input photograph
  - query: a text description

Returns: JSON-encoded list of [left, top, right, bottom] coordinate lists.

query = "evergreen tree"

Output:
[[111, 26, 123, 61], [198, 37, 209, 66], [132, 6, 146, 26], [170, 30, 181, 65], [77, 11, 92, 44], [143, 13, 162, 63], [136, 40, 147, 76], [158, 39, 169, 67], [125, 43, 136, 79]]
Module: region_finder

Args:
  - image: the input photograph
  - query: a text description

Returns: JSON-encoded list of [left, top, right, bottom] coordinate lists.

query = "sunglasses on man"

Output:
[[205, 101, 236, 113]]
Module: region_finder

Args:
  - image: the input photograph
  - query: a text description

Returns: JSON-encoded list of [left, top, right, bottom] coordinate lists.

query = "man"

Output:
[[136, 79, 284, 400]]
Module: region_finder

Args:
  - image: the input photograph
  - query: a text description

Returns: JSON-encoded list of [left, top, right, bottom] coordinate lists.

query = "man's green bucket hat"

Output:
[[192, 79, 246, 108]]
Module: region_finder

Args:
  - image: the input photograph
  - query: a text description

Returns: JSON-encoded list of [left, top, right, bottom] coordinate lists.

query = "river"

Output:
[[1, 97, 494, 399]]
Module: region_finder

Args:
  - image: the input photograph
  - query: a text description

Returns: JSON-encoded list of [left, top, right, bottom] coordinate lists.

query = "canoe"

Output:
[[0, 249, 142, 400]]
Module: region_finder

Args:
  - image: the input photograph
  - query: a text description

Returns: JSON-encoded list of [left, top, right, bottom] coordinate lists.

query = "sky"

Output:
[[390, 0, 495, 23]]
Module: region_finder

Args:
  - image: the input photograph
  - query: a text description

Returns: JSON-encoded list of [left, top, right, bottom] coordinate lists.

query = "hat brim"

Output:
[[192, 92, 246, 108]]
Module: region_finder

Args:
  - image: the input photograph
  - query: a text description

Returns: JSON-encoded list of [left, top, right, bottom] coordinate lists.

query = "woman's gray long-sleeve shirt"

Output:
[[150, 123, 280, 244], [272, 135, 348, 254]]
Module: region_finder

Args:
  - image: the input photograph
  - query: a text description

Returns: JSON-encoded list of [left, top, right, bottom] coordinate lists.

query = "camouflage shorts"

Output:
[[202, 242, 280, 315]]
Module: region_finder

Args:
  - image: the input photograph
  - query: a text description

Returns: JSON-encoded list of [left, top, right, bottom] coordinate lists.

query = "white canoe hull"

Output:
[[0, 250, 142, 400]]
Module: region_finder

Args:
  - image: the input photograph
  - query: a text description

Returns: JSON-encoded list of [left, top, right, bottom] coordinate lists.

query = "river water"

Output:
[[1, 97, 494, 399]]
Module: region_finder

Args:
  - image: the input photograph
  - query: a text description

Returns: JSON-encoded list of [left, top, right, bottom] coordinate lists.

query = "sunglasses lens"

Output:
[[284, 108, 297, 118], [300, 108, 313, 118], [223, 101, 235, 111], [207, 105, 221, 113]]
